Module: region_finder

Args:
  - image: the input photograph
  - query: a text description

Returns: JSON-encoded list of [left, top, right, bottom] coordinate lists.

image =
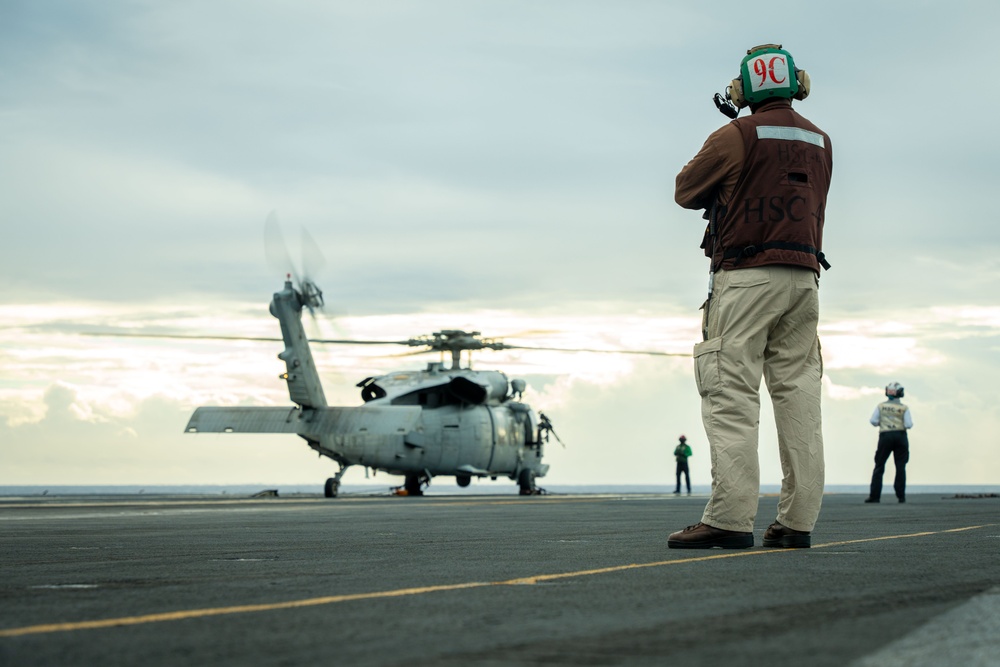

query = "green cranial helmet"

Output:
[[738, 44, 800, 105]]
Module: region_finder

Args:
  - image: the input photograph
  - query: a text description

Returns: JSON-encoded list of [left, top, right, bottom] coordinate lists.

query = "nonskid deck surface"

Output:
[[2, 493, 998, 666]]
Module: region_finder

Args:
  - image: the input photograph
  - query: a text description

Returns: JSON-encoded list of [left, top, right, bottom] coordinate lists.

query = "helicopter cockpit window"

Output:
[[360, 383, 387, 403], [392, 386, 459, 408], [418, 391, 442, 408]]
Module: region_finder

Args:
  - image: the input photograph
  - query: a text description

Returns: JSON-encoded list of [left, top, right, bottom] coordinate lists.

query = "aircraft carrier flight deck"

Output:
[[2, 491, 998, 666]]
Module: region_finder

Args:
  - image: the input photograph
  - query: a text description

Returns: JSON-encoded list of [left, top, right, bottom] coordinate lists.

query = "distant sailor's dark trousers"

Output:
[[869, 430, 909, 501], [675, 461, 690, 493]]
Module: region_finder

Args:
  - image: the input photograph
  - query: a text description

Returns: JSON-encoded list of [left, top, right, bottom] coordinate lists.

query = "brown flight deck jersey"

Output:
[[675, 99, 833, 273]]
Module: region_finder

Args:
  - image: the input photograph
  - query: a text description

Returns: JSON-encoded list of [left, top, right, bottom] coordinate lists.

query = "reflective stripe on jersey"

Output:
[[756, 125, 826, 147]]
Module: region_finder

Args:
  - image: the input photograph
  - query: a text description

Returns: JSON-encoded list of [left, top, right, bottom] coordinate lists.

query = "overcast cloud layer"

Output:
[[2, 1, 999, 490]]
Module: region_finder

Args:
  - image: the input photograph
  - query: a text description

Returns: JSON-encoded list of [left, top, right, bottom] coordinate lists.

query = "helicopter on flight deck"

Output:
[[116, 215, 684, 497], [185, 275, 559, 497]]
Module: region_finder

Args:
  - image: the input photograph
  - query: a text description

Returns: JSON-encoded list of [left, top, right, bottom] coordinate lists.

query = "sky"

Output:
[[2, 1, 999, 491]]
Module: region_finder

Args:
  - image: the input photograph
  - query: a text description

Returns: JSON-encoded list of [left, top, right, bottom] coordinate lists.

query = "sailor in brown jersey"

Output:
[[669, 45, 833, 550]]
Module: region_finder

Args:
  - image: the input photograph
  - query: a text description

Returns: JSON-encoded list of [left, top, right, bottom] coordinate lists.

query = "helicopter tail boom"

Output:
[[270, 280, 328, 409]]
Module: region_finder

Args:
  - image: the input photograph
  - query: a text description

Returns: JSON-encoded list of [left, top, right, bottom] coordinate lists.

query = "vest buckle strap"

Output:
[[722, 242, 831, 270]]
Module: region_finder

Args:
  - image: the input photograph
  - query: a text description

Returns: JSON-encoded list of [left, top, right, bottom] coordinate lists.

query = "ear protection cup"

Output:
[[793, 69, 810, 100], [728, 77, 747, 108]]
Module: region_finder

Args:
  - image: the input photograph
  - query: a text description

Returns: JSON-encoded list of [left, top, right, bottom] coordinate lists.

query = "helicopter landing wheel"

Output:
[[404, 474, 424, 496], [324, 477, 339, 498], [456, 474, 471, 488], [518, 469, 536, 495]]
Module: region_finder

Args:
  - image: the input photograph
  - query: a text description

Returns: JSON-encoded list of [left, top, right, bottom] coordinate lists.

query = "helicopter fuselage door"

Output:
[[444, 406, 493, 473], [485, 406, 520, 473], [439, 409, 462, 472]]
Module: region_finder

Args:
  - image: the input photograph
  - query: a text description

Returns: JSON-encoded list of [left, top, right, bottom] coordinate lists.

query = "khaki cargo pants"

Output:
[[694, 266, 824, 533]]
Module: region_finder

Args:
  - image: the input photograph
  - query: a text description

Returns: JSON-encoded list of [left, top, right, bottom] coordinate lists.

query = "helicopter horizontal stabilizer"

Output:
[[185, 405, 423, 436]]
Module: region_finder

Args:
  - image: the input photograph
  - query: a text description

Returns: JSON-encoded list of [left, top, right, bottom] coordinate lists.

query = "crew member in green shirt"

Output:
[[674, 435, 692, 495]]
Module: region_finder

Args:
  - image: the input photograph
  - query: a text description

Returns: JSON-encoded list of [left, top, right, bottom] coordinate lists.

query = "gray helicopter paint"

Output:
[[185, 405, 423, 438], [185, 401, 546, 480], [269, 281, 327, 409], [184, 278, 550, 492], [358, 365, 538, 475]]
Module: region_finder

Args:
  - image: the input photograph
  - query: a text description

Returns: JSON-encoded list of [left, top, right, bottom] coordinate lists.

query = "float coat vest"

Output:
[[703, 100, 833, 273], [877, 400, 909, 432]]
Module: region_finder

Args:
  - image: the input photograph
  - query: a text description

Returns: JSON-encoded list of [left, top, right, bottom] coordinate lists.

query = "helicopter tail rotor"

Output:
[[264, 211, 327, 315]]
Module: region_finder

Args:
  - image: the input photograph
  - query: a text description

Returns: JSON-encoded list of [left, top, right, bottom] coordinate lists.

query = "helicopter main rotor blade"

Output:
[[311, 336, 688, 357], [382, 348, 438, 359], [78, 331, 688, 357], [494, 343, 689, 357], [80, 332, 283, 343], [80, 332, 418, 346], [310, 338, 416, 346]]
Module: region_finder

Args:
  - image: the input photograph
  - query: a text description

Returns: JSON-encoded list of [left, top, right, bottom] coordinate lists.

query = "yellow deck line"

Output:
[[1, 523, 993, 638]]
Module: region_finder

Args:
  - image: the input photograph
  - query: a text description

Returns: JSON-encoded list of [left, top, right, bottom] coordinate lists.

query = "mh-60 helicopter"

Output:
[[115, 214, 681, 497], [185, 271, 561, 497]]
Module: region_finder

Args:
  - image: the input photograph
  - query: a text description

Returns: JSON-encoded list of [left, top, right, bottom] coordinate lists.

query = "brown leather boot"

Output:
[[667, 522, 753, 549], [762, 521, 811, 548]]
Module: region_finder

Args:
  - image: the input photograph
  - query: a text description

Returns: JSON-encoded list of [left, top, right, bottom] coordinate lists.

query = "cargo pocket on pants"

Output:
[[693, 337, 723, 397]]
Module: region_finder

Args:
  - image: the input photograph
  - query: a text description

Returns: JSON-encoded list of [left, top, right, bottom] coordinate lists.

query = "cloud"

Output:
[[4, 293, 999, 487]]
